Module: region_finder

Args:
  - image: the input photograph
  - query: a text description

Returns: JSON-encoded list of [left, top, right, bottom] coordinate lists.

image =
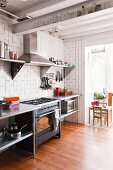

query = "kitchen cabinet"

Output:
[[0, 106, 36, 155]]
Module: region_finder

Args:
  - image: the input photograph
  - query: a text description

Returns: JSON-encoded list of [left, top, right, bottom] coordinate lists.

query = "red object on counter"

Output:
[[54, 87, 61, 96], [5, 97, 20, 102]]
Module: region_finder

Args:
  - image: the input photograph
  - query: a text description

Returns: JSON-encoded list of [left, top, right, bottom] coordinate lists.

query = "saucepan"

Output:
[[8, 124, 27, 139]]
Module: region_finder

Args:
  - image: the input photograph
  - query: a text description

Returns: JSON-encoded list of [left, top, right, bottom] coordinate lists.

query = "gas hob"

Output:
[[21, 97, 56, 105]]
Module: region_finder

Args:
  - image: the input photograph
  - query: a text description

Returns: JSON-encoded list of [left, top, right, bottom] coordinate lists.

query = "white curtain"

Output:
[[88, 52, 106, 93]]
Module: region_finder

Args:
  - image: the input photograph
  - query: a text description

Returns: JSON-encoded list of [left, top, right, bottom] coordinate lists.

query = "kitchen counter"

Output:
[[0, 98, 60, 155], [53, 94, 80, 100], [0, 103, 38, 120], [0, 95, 79, 120], [0, 99, 59, 120]]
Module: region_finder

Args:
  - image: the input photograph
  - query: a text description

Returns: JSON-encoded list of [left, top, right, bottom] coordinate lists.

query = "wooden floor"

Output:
[[0, 122, 113, 170]]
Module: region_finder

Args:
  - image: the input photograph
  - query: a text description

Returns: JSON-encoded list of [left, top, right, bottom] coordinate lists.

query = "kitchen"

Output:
[[0, 0, 113, 170]]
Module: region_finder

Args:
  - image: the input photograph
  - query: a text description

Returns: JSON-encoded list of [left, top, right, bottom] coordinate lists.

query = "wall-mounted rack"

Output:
[[40, 64, 75, 78]]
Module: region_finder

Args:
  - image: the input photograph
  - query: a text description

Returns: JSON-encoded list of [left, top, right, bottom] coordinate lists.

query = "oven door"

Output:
[[36, 109, 60, 135], [36, 109, 60, 146], [36, 111, 54, 136]]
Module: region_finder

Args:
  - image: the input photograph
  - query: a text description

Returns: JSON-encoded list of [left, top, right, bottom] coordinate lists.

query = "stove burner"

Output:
[[21, 97, 56, 105]]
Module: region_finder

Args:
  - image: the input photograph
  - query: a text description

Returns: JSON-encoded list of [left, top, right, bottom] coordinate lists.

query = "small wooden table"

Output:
[[89, 106, 112, 126]]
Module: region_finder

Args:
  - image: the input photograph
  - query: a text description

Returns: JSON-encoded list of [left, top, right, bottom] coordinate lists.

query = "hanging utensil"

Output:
[[60, 69, 63, 81], [43, 77, 46, 90], [56, 71, 59, 82], [45, 77, 51, 89], [58, 71, 61, 82], [40, 77, 44, 89], [56, 74, 58, 82]]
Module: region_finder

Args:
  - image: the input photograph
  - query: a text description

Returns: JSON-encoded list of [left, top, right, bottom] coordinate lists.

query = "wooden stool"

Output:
[[102, 106, 112, 126], [93, 107, 103, 127]]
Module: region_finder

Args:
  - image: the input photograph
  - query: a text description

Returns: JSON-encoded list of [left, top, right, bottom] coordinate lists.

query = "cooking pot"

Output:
[[54, 87, 61, 96], [8, 124, 27, 139]]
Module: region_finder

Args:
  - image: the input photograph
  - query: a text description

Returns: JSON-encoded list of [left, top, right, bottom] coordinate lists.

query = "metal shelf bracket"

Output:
[[11, 62, 25, 79]]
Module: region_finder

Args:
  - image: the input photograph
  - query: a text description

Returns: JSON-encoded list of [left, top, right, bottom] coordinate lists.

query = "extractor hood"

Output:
[[20, 32, 53, 66]]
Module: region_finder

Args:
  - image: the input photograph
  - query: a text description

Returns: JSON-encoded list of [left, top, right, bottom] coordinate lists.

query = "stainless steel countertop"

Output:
[[52, 94, 80, 100], [0, 100, 60, 120], [0, 94, 79, 120]]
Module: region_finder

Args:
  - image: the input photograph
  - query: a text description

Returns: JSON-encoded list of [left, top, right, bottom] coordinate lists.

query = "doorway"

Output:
[[85, 44, 113, 125]]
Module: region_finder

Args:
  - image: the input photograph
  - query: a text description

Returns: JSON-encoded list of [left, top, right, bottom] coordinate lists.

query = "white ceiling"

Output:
[[11, 0, 113, 40], [33, 8, 113, 39], [8, 0, 111, 40], [6, 0, 50, 13], [5, 0, 88, 18]]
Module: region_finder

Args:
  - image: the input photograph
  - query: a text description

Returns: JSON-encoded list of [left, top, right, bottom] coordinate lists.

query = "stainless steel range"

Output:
[[21, 97, 61, 147]]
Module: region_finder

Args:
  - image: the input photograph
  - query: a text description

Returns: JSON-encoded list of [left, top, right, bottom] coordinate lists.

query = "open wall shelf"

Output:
[[0, 58, 25, 80], [40, 64, 75, 78], [0, 57, 75, 79]]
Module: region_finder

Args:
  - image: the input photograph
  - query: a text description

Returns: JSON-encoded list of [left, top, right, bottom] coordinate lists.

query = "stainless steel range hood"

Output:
[[20, 32, 53, 66]]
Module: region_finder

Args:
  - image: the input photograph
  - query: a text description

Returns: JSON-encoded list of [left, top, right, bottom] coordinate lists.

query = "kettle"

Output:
[[54, 87, 61, 96]]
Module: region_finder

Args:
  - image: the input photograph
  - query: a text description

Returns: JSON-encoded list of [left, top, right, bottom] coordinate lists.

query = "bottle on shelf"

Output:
[[4, 43, 9, 59], [0, 41, 4, 58]]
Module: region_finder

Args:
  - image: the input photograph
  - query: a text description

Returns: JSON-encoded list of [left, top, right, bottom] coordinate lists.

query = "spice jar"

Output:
[[4, 43, 9, 58], [0, 41, 4, 58], [9, 51, 15, 59]]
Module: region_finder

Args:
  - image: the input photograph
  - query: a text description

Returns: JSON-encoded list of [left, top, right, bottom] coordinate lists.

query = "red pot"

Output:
[[54, 88, 61, 96]]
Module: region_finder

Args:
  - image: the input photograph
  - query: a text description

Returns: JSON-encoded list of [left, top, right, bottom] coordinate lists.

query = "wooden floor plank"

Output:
[[0, 122, 113, 170]]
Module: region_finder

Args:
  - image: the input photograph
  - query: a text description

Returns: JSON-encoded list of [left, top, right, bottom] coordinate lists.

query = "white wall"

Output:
[[85, 45, 107, 124], [64, 30, 113, 124], [0, 15, 64, 100], [2, 13, 113, 124], [104, 44, 113, 92], [85, 44, 113, 124], [64, 39, 85, 123]]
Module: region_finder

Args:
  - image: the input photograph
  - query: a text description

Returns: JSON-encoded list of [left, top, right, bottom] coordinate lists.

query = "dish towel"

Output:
[[54, 109, 60, 131]]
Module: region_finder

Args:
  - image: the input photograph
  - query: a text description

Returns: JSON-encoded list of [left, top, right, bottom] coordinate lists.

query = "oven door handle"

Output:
[[36, 110, 59, 118]]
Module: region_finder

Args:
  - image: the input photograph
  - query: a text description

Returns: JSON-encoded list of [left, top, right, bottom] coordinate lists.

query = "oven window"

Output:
[[37, 116, 50, 133]]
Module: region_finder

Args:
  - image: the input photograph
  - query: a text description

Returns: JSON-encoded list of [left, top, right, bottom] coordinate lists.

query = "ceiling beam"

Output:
[[56, 18, 113, 36], [16, 0, 88, 18], [61, 24, 113, 39], [40, 12, 113, 33], [13, 7, 113, 35]]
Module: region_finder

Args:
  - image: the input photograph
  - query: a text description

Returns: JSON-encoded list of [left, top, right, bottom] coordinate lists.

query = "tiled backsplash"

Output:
[[0, 14, 85, 124], [64, 39, 85, 124], [0, 15, 64, 100]]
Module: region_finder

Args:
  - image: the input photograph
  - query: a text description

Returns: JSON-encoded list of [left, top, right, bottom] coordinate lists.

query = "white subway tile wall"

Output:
[[0, 15, 64, 100], [64, 29, 113, 124], [64, 39, 85, 124], [1, 2, 113, 126]]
